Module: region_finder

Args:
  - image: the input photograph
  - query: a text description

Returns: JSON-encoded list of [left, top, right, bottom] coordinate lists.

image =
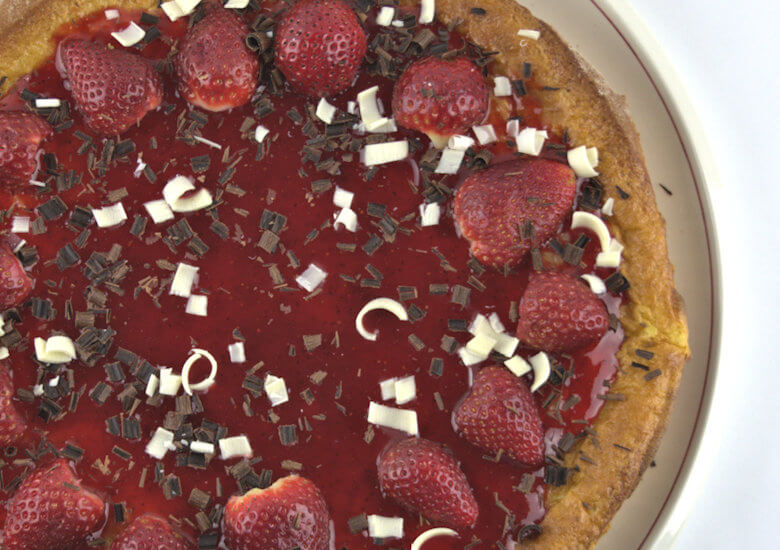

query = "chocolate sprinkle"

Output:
[[608, 313, 620, 331], [517, 524, 543, 541], [188, 488, 212, 510], [562, 243, 584, 266], [39, 196, 67, 220], [440, 335, 458, 354], [635, 349, 654, 360], [361, 234, 383, 256], [366, 202, 386, 218], [467, 275, 486, 292], [162, 474, 182, 500], [198, 532, 219, 549], [348, 514, 368, 534], [644, 369, 662, 381], [596, 393, 626, 401], [104, 362, 125, 382], [210, 221, 229, 240], [89, 382, 112, 405], [302, 334, 322, 352], [407, 304, 425, 322], [630, 361, 650, 371], [112, 446, 132, 460], [605, 272, 630, 293], [56, 243, 80, 270], [130, 215, 147, 238], [544, 464, 569, 486], [121, 417, 141, 440], [448, 319, 468, 332], [579, 180, 603, 211], [30, 297, 54, 320], [38, 398, 63, 422], [113, 502, 127, 523], [61, 443, 84, 461], [278, 424, 298, 446], [429, 357, 444, 377], [408, 334, 425, 351], [139, 12, 159, 25], [615, 185, 630, 199], [429, 283, 449, 295], [68, 206, 93, 229], [511, 79, 527, 96], [397, 285, 417, 301], [310, 179, 332, 194], [257, 231, 280, 253], [191, 154, 210, 173], [451, 285, 471, 307]]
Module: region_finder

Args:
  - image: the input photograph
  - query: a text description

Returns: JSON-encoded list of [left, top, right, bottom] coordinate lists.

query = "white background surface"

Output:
[[630, 0, 780, 547]]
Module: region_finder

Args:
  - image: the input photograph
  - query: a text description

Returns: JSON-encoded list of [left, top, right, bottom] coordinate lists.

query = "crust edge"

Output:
[[426, 1, 690, 548], [0, 0, 157, 98]]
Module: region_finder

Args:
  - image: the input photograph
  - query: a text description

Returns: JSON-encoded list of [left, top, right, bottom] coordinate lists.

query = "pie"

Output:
[[0, 0, 689, 549]]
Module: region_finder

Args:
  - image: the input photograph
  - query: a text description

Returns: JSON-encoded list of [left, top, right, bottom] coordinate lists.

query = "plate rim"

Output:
[[587, 0, 725, 547]]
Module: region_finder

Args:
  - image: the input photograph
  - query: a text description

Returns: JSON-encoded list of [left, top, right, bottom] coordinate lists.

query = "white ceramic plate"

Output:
[[517, 0, 723, 547]]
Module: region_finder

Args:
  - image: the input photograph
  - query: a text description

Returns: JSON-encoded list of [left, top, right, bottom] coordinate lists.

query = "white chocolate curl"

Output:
[[181, 348, 218, 395], [355, 298, 409, 341], [412, 528, 459, 550], [529, 351, 551, 392]]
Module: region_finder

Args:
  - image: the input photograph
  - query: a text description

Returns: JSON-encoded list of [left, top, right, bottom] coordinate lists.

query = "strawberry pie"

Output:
[[0, 0, 689, 548]]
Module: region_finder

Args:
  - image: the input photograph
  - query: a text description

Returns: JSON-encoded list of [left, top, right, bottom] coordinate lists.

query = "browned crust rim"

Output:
[[427, 1, 690, 547], [0, 0, 156, 98], [0, 1, 690, 548]]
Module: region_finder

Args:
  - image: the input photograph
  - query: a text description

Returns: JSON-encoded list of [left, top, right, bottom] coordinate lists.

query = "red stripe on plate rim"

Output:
[[586, 1, 722, 548]]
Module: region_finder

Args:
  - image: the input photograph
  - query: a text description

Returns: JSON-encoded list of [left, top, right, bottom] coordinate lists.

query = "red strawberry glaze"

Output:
[[0, 8, 624, 549]]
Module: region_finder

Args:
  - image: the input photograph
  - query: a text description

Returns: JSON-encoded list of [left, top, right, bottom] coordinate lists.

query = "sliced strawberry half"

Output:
[[175, 4, 260, 112], [516, 271, 609, 352], [223, 475, 330, 550], [0, 111, 52, 192], [274, 0, 367, 98], [2, 459, 106, 550], [57, 38, 162, 135], [392, 56, 490, 148], [0, 364, 26, 447], [0, 244, 32, 308], [454, 158, 577, 268], [110, 513, 194, 550], [453, 366, 545, 467], [378, 437, 478, 528]]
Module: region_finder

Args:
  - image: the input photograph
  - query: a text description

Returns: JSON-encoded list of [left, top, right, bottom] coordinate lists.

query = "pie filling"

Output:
[[0, 3, 628, 548]]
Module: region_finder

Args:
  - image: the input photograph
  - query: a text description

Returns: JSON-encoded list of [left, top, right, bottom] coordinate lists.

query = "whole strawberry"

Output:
[[392, 56, 489, 148], [176, 4, 260, 112], [57, 38, 162, 134], [274, 0, 367, 97], [110, 514, 194, 550], [378, 437, 478, 528], [3, 459, 106, 550], [0, 112, 52, 192], [516, 271, 609, 352], [453, 366, 544, 467], [454, 158, 576, 267], [0, 364, 26, 446], [0, 245, 32, 308], [223, 475, 330, 550]]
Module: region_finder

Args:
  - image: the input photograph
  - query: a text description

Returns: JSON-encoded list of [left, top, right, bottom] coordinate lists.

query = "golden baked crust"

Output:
[[0, 0, 156, 97], [0, 1, 690, 548], [423, 1, 690, 548]]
